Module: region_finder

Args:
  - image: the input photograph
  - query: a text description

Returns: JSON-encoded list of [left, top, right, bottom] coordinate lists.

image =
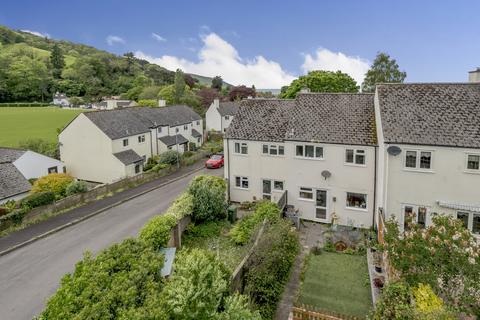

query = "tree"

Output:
[[228, 85, 256, 101], [123, 52, 135, 74], [281, 70, 358, 98], [184, 74, 198, 88], [50, 43, 65, 79], [138, 86, 161, 100], [18, 138, 58, 159], [196, 87, 223, 109], [174, 69, 186, 103], [361, 52, 406, 92], [211, 76, 223, 90], [188, 175, 227, 222]]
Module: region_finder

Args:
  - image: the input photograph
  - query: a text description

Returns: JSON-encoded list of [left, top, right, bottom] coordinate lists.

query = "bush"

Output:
[[143, 156, 159, 171], [0, 207, 9, 217], [139, 214, 177, 250], [188, 175, 227, 222], [0, 206, 31, 225], [65, 181, 87, 196], [152, 163, 170, 172], [39, 238, 166, 319], [244, 219, 299, 319], [220, 294, 262, 320], [370, 281, 415, 320], [158, 150, 181, 166], [230, 201, 280, 245], [164, 192, 193, 220], [18, 138, 59, 159], [182, 150, 194, 158], [31, 173, 74, 198], [20, 191, 56, 208]]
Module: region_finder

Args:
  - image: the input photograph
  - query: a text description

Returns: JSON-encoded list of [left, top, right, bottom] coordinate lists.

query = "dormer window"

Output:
[[123, 139, 129, 147]]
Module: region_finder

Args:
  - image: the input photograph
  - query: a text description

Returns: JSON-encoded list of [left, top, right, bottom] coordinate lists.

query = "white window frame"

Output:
[[295, 144, 324, 160], [345, 148, 366, 166], [157, 127, 162, 133], [225, 115, 230, 120], [262, 144, 285, 156], [401, 204, 429, 230], [122, 138, 129, 147], [183, 124, 188, 130], [234, 142, 248, 155], [299, 187, 314, 201], [457, 211, 480, 236], [403, 149, 434, 172], [138, 135, 145, 143], [235, 176, 249, 189], [262, 179, 284, 199], [465, 153, 480, 173], [345, 192, 368, 211]]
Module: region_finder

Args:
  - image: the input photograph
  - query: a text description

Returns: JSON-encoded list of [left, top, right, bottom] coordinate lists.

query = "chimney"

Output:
[[468, 68, 480, 83], [247, 96, 253, 99], [213, 98, 220, 108], [300, 87, 311, 93], [158, 99, 166, 107]]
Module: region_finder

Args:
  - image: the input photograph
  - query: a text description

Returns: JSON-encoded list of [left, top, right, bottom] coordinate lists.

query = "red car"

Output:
[[205, 154, 224, 169]]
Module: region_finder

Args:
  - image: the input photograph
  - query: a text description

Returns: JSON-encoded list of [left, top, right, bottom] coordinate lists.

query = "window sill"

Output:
[[261, 154, 285, 158], [346, 206, 368, 212], [402, 168, 435, 174], [298, 198, 314, 202], [294, 156, 325, 161], [232, 153, 249, 157], [344, 162, 367, 168], [234, 187, 249, 191], [463, 170, 480, 175]]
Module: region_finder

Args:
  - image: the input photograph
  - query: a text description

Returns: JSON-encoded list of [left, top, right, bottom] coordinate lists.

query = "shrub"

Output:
[[413, 283, 444, 314], [31, 173, 74, 198], [39, 238, 166, 319], [220, 294, 262, 320], [161, 249, 230, 319], [143, 156, 159, 171], [152, 163, 170, 172], [0, 206, 31, 225], [188, 175, 227, 222], [230, 201, 280, 245], [20, 191, 56, 208], [182, 157, 196, 166], [370, 281, 415, 320], [139, 214, 177, 250], [244, 219, 299, 319], [182, 150, 194, 158], [158, 150, 181, 166], [164, 192, 193, 220], [65, 181, 88, 196], [0, 207, 9, 217]]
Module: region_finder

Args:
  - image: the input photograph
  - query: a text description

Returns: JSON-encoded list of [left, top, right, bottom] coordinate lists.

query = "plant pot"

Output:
[[375, 265, 383, 273], [373, 277, 385, 288], [370, 247, 377, 253]]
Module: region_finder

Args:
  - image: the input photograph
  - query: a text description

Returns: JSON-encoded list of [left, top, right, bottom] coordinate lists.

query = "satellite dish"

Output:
[[321, 170, 331, 180], [387, 145, 402, 156]]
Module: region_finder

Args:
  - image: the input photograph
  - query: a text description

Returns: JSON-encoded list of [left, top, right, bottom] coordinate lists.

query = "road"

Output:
[[0, 167, 223, 320]]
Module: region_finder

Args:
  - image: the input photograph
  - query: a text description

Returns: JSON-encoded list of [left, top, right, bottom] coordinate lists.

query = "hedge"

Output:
[[140, 214, 178, 250], [65, 181, 88, 196], [0, 206, 31, 226], [31, 173, 74, 198], [0, 103, 53, 107], [188, 175, 227, 222], [164, 192, 193, 220], [20, 191, 56, 208]]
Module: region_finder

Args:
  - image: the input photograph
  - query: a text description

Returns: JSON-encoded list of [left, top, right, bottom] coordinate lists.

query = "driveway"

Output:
[[0, 167, 223, 320]]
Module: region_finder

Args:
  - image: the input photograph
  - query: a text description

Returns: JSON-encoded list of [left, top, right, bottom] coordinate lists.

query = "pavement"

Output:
[[0, 165, 223, 320]]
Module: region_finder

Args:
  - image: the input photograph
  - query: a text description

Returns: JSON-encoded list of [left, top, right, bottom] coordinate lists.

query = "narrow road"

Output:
[[0, 167, 223, 320]]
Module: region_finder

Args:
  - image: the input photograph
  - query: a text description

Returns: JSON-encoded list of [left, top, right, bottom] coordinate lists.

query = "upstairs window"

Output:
[[295, 144, 323, 159], [138, 135, 145, 143], [225, 115, 230, 120], [345, 149, 365, 165], [157, 127, 162, 133], [405, 150, 432, 170], [196, 121, 200, 125], [262, 144, 285, 156], [234, 142, 248, 155], [467, 154, 480, 171], [123, 139, 129, 147], [184, 124, 188, 130]]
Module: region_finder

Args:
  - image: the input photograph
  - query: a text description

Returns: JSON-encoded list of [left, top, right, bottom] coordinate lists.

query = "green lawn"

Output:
[[298, 252, 372, 318], [0, 107, 85, 147]]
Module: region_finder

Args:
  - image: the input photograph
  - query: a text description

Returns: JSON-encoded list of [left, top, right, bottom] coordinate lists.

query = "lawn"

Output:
[[298, 252, 372, 318], [0, 107, 85, 147]]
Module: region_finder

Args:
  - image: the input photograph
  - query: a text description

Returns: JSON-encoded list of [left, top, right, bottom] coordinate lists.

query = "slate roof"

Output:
[[226, 94, 377, 146], [83, 105, 201, 140], [377, 83, 480, 148], [0, 147, 26, 163], [0, 148, 31, 200], [191, 129, 202, 138], [158, 134, 189, 147], [218, 102, 240, 116], [225, 99, 295, 142], [113, 149, 144, 165]]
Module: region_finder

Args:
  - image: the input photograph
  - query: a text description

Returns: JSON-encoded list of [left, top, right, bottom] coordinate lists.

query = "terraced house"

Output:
[[60, 105, 202, 183], [225, 83, 480, 234]]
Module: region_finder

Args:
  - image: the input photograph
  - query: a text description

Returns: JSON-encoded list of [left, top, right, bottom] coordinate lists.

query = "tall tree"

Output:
[[229, 85, 255, 101], [174, 69, 185, 103], [281, 70, 358, 98], [361, 52, 407, 92], [50, 44, 65, 79], [211, 76, 223, 90], [123, 52, 135, 74], [184, 74, 197, 88]]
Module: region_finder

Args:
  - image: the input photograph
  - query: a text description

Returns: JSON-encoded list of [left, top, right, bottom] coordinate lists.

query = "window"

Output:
[[157, 127, 162, 133], [197, 137, 201, 143], [315, 190, 327, 219], [175, 128, 179, 133], [225, 115, 230, 120], [138, 135, 145, 143], [346, 192, 367, 210], [405, 150, 432, 170], [274, 180, 284, 191], [196, 121, 200, 125], [345, 149, 365, 165], [262, 144, 285, 156], [184, 125, 188, 130], [123, 139, 129, 147], [299, 187, 313, 200], [473, 214, 480, 235], [456, 211, 480, 235], [135, 164, 141, 174], [234, 142, 248, 155], [295, 144, 323, 159], [403, 205, 427, 230], [48, 166, 58, 174], [457, 212, 469, 228], [467, 154, 480, 170], [235, 176, 249, 189]]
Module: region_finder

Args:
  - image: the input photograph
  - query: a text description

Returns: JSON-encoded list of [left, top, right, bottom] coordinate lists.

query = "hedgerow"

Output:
[[139, 214, 177, 250]]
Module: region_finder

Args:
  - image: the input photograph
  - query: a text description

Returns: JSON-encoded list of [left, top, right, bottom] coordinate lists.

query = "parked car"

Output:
[[205, 154, 224, 169]]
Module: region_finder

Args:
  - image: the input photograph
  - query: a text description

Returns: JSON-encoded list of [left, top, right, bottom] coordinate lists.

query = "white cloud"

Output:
[[21, 29, 50, 38], [135, 33, 294, 88], [151, 32, 166, 42], [302, 48, 370, 86], [106, 35, 125, 46]]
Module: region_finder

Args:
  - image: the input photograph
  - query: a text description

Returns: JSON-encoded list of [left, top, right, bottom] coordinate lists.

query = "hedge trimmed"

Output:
[[20, 191, 56, 208], [0, 206, 31, 226], [140, 214, 178, 250]]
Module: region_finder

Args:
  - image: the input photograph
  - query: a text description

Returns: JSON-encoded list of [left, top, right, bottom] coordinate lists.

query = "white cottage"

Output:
[[206, 99, 239, 133]]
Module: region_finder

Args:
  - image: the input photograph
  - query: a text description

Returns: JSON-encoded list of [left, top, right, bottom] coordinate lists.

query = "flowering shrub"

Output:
[[31, 173, 74, 198], [383, 215, 480, 315]]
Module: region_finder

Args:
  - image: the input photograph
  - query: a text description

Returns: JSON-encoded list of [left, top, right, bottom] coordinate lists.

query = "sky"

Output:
[[1, 0, 479, 88]]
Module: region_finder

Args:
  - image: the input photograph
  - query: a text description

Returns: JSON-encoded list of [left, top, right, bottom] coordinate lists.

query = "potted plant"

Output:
[[373, 251, 383, 273], [373, 276, 385, 289]]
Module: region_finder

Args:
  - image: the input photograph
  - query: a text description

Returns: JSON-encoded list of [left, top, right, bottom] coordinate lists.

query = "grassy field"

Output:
[[298, 252, 372, 318], [0, 107, 85, 147]]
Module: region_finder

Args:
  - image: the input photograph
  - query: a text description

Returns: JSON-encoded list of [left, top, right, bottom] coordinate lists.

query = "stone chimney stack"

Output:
[[213, 98, 220, 108], [158, 99, 166, 107]]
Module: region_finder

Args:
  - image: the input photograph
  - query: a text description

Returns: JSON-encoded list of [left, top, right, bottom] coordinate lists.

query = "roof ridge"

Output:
[[376, 82, 480, 86]]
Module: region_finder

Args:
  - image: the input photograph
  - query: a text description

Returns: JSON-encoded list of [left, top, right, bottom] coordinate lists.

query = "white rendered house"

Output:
[[206, 99, 239, 133]]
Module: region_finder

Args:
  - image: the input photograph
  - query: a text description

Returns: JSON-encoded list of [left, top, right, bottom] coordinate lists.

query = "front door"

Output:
[[315, 190, 328, 222], [262, 179, 272, 200]]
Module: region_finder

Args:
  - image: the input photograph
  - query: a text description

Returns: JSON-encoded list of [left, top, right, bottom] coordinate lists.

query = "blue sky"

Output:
[[1, 0, 479, 88]]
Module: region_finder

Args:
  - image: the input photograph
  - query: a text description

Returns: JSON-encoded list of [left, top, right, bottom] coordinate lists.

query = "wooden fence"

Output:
[[292, 304, 361, 320]]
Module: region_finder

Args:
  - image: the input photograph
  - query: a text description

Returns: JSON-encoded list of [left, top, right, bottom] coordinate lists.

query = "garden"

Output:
[[37, 174, 300, 319]]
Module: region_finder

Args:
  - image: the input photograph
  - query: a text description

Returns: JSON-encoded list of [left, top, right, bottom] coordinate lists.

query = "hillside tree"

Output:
[[50, 43, 65, 79], [361, 52, 407, 92], [174, 69, 186, 103], [211, 76, 223, 90], [229, 85, 255, 101]]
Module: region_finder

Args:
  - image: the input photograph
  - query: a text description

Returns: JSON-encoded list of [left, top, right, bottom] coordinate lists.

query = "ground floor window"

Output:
[[135, 164, 141, 174], [403, 205, 427, 230], [457, 211, 480, 235], [48, 166, 58, 174], [346, 192, 367, 210], [235, 176, 249, 189], [262, 179, 284, 200], [299, 187, 313, 200]]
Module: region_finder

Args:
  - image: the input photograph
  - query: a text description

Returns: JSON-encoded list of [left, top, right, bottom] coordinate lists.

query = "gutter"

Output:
[[226, 137, 231, 202], [373, 146, 377, 229]]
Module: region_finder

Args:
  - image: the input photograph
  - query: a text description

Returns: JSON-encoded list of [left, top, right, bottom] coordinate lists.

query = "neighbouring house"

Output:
[[0, 147, 65, 203], [94, 99, 137, 110], [206, 99, 239, 133], [59, 105, 203, 183], [224, 95, 377, 228], [375, 83, 480, 235], [52, 92, 70, 107], [469, 68, 480, 83]]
